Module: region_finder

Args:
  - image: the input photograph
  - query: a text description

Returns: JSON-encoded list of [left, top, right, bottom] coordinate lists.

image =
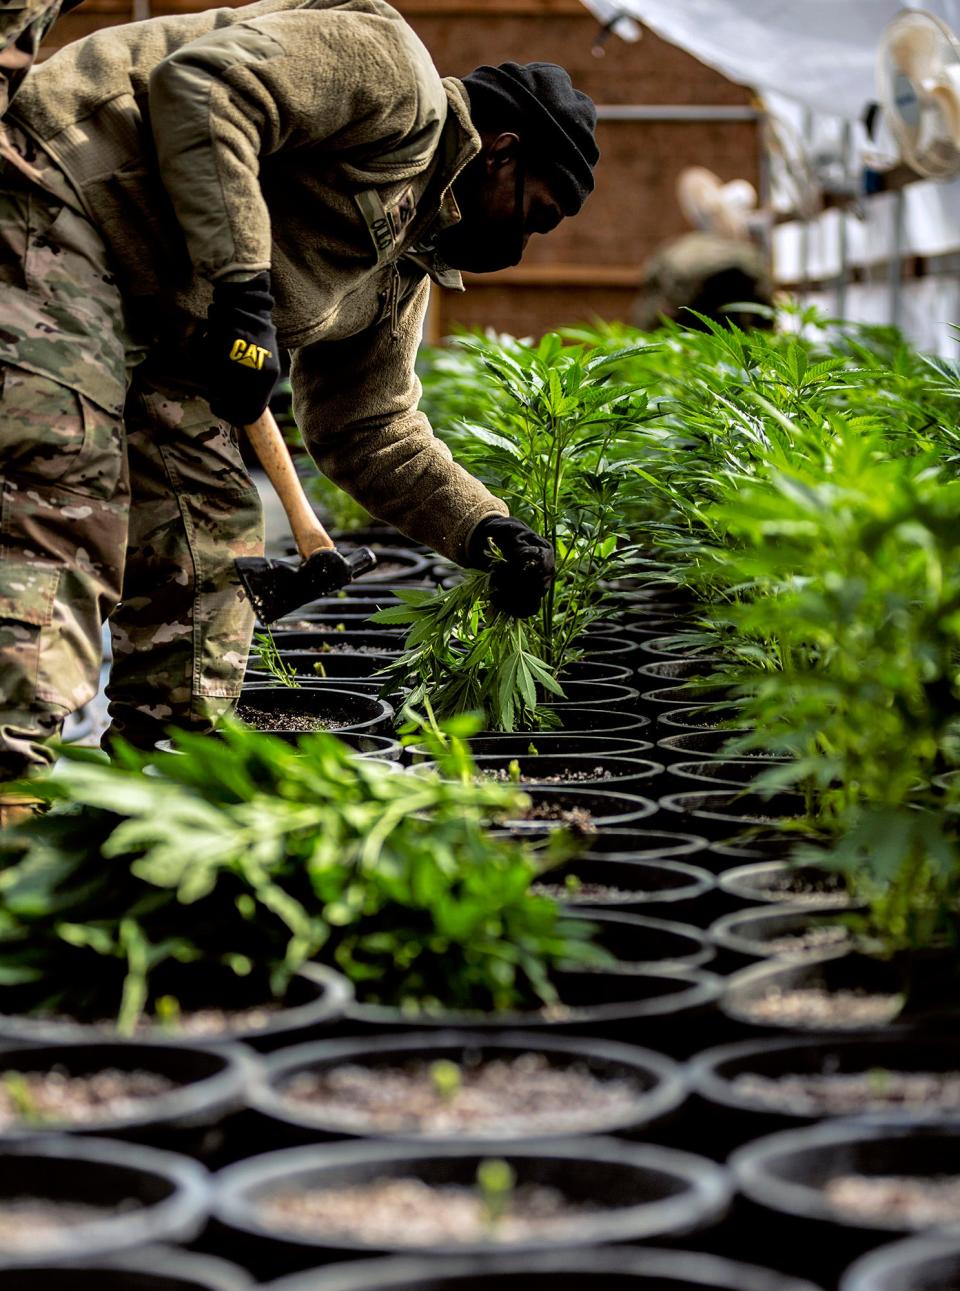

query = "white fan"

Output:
[[877, 9, 960, 179], [677, 166, 760, 240]]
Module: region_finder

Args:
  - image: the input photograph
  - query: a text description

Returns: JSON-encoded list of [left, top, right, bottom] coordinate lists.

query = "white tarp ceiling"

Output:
[[580, 0, 960, 122]]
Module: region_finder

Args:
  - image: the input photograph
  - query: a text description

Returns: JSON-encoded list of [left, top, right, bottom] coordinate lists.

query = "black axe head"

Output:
[[236, 546, 377, 624]]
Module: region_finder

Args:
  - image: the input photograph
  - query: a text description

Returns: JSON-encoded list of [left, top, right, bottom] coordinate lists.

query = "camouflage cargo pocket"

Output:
[[0, 365, 123, 499], [0, 558, 59, 707]]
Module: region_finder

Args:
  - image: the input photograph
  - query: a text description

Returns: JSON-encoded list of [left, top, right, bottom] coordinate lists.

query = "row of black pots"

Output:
[[10, 1018, 960, 1163], [256, 1239, 960, 1291], [6, 1129, 956, 1289], [8, 1118, 960, 1285]]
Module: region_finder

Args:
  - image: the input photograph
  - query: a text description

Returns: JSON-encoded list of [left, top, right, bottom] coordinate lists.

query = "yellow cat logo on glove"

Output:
[[229, 339, 272, 369]]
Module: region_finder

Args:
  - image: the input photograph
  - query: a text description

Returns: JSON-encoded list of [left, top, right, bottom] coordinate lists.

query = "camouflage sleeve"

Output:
[[290, 276, 508, 564], [0, 0, 71, 118], [147, 10, 446, 282]]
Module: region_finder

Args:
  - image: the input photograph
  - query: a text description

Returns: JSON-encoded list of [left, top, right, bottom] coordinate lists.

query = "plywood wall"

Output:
[[44, 0, 759, 339]]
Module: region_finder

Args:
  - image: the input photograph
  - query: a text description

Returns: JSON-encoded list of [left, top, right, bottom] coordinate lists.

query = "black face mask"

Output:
[[436, 154, 527, 273]]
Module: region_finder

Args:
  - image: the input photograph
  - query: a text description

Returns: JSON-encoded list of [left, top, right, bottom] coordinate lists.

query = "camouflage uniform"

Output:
[[0, 126, 262, 775], [0, 0, 69, 120]]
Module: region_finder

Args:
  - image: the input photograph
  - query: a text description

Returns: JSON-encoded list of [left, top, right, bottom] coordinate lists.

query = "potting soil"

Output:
[[824, 1174, 960, 1226], [531, 881, 635, 904], [731, 1070, 960, 1116], [0, 1067, 174, 1127], [0, 1200, 122, 1250], [741, 987, 904, 1027], [279, 1053, 642, 1136], [259, 1177, 586, 1245], [234, 703, 344, 732]]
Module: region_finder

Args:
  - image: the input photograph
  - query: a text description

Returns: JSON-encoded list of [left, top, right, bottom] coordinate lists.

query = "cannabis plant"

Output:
[[0, 728, 603, 1029], [379, 332, 653, 730]]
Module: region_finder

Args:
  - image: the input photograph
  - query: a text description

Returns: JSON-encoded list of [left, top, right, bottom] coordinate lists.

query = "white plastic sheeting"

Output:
[[579, 0, 960, 121], [579, 0, 960, 349]]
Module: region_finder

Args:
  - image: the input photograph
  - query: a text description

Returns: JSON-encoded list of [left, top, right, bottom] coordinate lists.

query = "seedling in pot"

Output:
[[429, 1059, 463, 1103], [477, 1157, 516, 1230], [254, 629, 300, 689]]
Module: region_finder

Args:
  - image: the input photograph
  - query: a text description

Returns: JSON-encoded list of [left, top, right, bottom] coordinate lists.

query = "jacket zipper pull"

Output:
[[390, 262, 401, 341]]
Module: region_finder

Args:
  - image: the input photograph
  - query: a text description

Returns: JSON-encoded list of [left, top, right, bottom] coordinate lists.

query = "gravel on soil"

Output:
[[516, 804, 597, 834], [730, 1070, 960, 1115], [760, 925, 853, 955], [0, 1201, 123, 1250], [278, 1053, 643, 1137], [741, 988, 904, 1027], [259, 1176, 588, 1245], [234, 703, 344, 732], [824, 1174, 960, 1227], [0, 1067, 174, 1127], [531, 881, 636, 904], [0, 1001, 284, 1039], [480, 768, 614, 786], [757, 877, 850, 907]]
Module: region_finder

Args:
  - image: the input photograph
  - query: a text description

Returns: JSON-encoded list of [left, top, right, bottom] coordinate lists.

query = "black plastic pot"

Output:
[[329, 526, 429, 553], [271, 628, 404, 652], [0, 1251, 250, 1288], [717, 861, 850, 910], [587, 909, 714, 971], [271, 615, 406, 636], [707, 835, 800, 868], [456, 754, 664, 797], [160, 730, 402, 761], [709, 903, 860, 971], [336, 968, 723, 1057], [294, 597, 405, 618], [261, 1247, 824, 1291], [210, 1139, 731, 1275], [332, 733, 402, 761], [234, 686, 393, 740], [405, 734, 654, 763], [498, 786, 657, 832], [0, 1138, 208, 1268], [720, 953, 909, 1037], [657, 729, 772, 765], [246, 651, 397, 684], [581, 830, 709, 862], [692, 1034, 960, 1159], [669, 759, 787, 791], [341, 547, 431, 583], [244, 1031, 687, 1148], [558, 659, 633, 684], [0, 966, 352, 1054], [638, 658, 727, 689], [639, 684, 735, 713], [656, 704, 747, 733], [658, 790, 808, 840], [547, 682, 642, 711], [537, 859, 714, 923], [571, 633, 648, 670], [537, 706, 651, 734], [0, 1039, 249, 1158], [639, 635, 722, 662], [841, 1232, 960, 1291], [731, 1124, 960, 1280]]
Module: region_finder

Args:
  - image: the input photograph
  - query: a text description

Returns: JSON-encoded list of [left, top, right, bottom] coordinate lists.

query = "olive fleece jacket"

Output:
[[10, 0, 508, 561]]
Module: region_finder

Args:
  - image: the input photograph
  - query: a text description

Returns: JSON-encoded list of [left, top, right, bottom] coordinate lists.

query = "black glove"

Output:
[[205, 271, 281, 426], [467, 515, 555, 619]]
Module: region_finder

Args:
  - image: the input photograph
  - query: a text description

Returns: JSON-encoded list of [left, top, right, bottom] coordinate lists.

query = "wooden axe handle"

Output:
[[243, 409, 335, 559]]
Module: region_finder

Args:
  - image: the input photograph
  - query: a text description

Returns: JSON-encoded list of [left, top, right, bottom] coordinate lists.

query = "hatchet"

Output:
[[235, 408, 376, 624]]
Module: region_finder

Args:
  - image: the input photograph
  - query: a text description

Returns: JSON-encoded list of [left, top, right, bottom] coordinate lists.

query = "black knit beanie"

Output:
[[461, 62, 599, 216]]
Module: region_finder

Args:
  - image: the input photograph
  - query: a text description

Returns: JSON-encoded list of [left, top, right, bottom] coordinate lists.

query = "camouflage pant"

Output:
[[0, 140, 263, 777]]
